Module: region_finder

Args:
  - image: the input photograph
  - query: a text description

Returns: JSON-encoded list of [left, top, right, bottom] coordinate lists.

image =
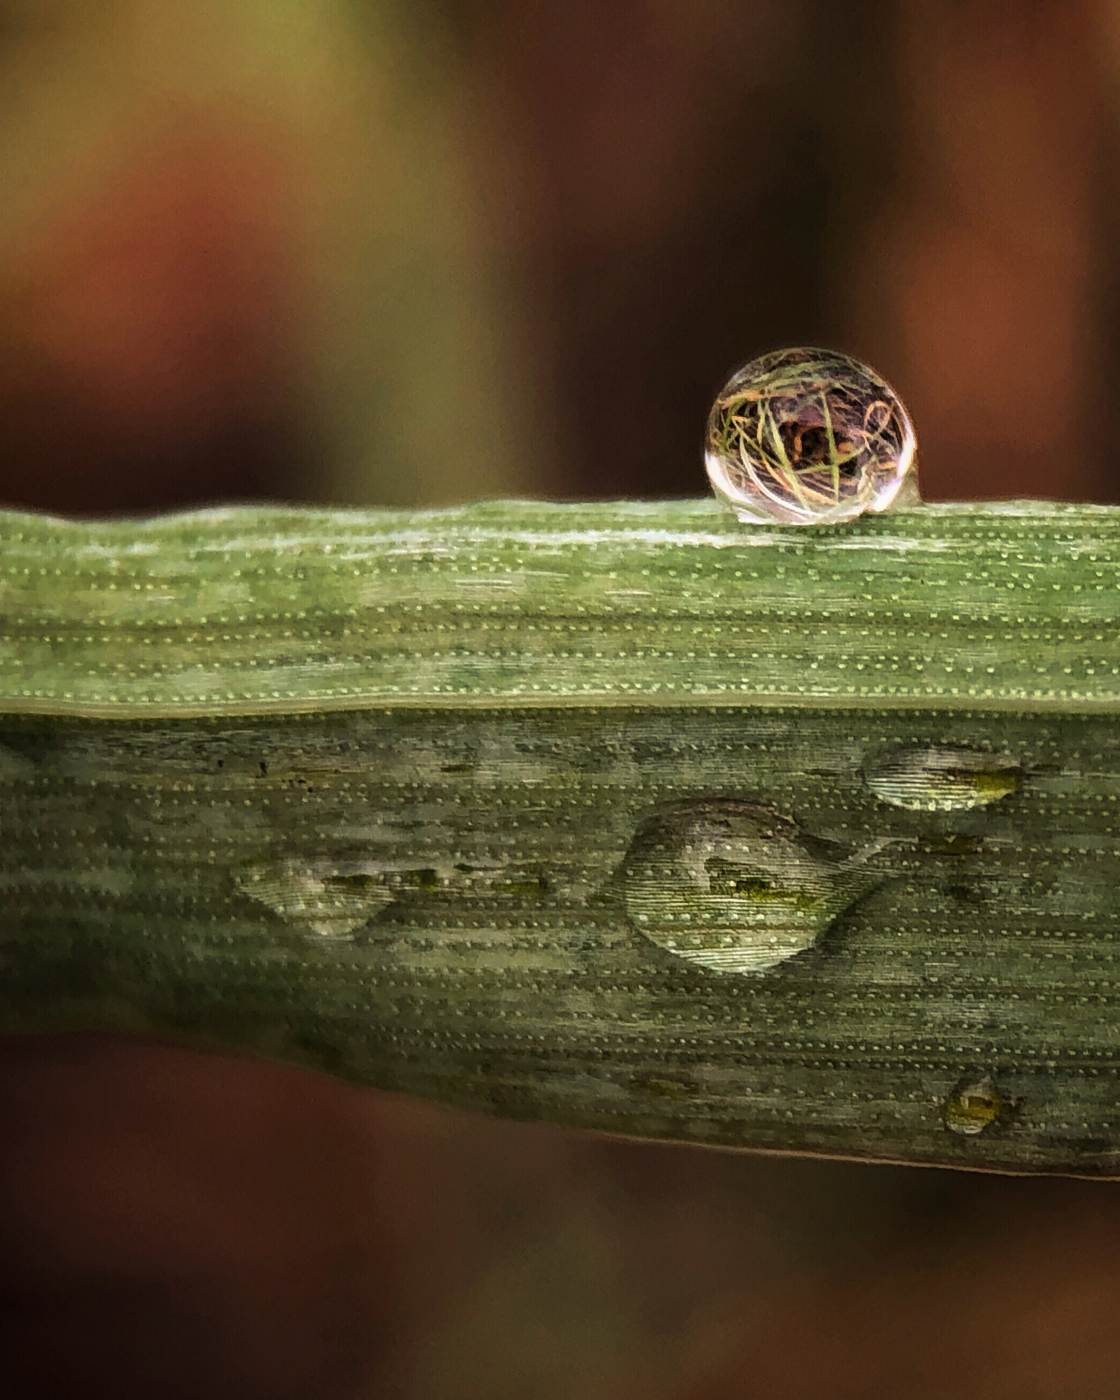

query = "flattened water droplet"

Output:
[[238, 859, 395, 938], [865, 747, 1021, 812], [705, 347, 917, 526], [944, 1074, 1006, 1137], [619, 798, 885, 974]]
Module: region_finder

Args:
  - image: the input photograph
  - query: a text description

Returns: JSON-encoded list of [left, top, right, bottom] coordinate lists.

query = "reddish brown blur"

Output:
[[0, 120, 311, 512], [2, 4, 1118, 1398]]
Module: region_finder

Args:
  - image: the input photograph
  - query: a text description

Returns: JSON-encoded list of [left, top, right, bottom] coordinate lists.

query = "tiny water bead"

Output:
[[705, 347, 917, 526], [943, 1075, 1006, 1137], [619, 798, 886, 975]]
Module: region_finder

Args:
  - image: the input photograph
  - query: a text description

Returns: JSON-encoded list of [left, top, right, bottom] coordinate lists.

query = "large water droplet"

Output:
[[705, 347, 917, 526], [865, 747, 1021, 812], [238, 859, 395, 938], [620, 799, 885, 974], [943, 1074, 1006, 1137]]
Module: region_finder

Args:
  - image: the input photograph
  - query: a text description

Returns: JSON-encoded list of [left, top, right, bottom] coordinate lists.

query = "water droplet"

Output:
[[705, 347, 917, 525], [944, 1074, 1006, 1137], [620, 799, 885, 974], [238, 859, 395, 938], [865, 747, 1021, 812]]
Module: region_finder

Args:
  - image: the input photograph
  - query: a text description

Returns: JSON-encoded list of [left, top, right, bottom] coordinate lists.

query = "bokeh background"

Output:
[[2, 3, 1120, 1397]]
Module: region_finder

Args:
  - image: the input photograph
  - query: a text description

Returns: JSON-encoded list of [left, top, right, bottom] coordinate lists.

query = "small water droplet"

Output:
[[705, 347, 917, 526], [944, 1074, 1006, 1137], [619, 798, 885, 974], [865, 747, 1021, 812], [238, 859, 395, 938]]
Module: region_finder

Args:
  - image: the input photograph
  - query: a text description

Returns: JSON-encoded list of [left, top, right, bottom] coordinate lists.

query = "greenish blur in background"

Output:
[[2, 4, 1120, 1399]]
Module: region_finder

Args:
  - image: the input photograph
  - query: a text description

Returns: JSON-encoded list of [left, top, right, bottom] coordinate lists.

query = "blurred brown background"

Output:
[[2, 2, 1120, 1397]]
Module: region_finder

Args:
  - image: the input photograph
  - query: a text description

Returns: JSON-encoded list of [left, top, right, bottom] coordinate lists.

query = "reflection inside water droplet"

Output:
[[865, 747, 1021, 812], [705, 347, 917, 526], [237, 859, 395, 938], [619, 798, 885, 974], [944, 1074, 1005, 1137]]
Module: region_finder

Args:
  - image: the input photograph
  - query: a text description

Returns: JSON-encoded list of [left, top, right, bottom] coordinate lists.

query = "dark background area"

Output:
[[2, 3, 1119, 1397]]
